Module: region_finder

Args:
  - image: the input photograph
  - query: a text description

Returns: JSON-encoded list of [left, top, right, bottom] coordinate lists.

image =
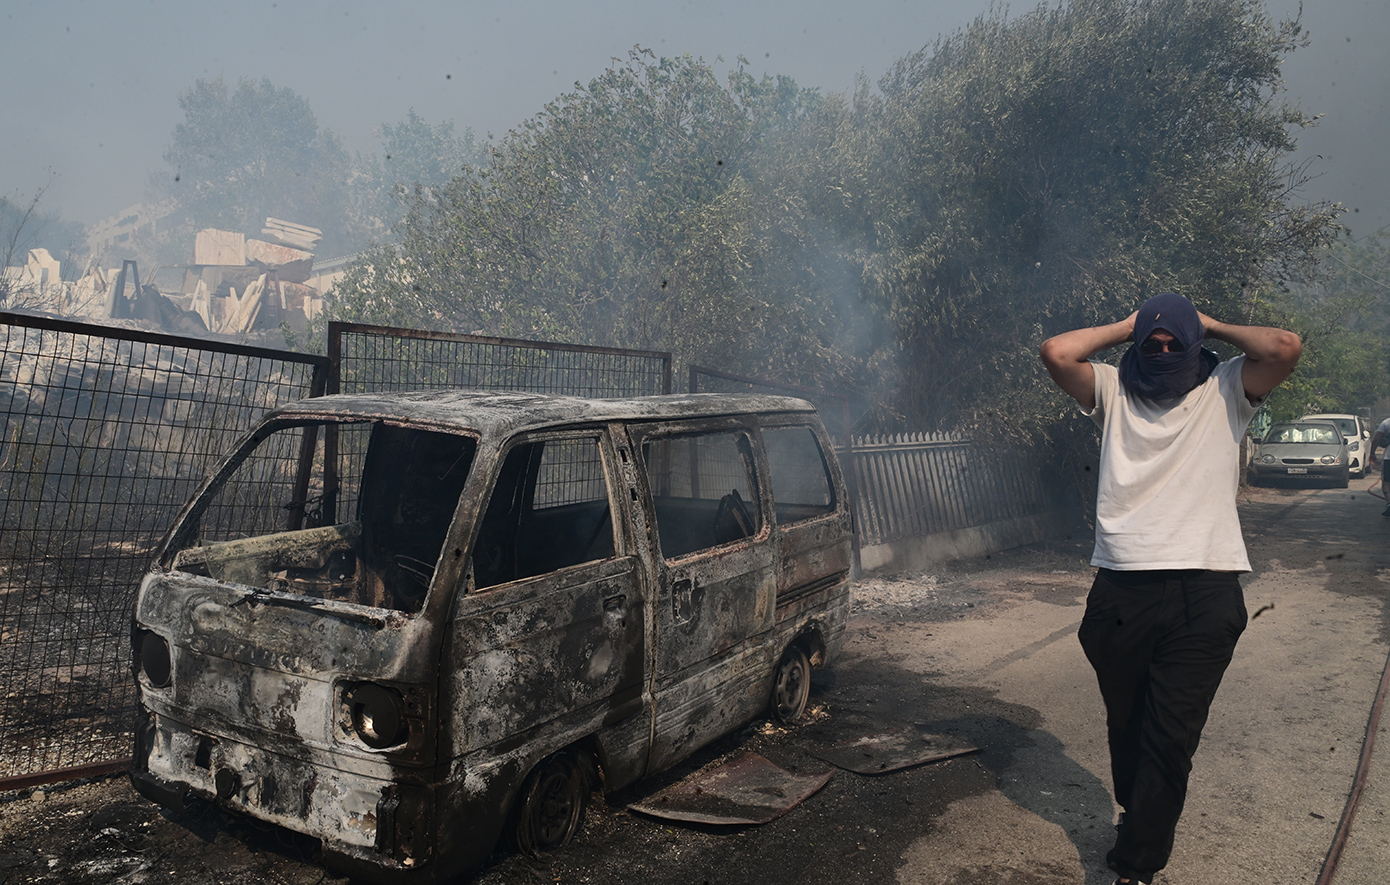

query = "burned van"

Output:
[[129, 391, 853, 882]]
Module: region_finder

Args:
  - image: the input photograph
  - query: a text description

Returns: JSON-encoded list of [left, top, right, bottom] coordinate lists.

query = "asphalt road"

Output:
[[2, 478, 1387, 885]]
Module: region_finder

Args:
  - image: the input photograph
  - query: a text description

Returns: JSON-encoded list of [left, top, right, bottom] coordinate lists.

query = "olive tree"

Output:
[[1261, 230, 1390, 420], [325, 50, 848, 382], [850, 0, 1338, 437], [155, 77, 360, 259]]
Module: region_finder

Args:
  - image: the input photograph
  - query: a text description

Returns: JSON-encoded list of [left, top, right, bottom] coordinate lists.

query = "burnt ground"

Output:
[[4, 479, 1376, 885]]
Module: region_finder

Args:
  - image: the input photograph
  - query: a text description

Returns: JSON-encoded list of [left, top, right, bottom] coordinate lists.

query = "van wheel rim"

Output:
[[519, 755, 586, 855], [772, 646, 811, 723]]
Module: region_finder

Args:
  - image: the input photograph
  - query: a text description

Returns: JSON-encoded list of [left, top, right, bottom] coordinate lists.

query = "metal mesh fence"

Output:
[[330, 323, 673, 396], [687, 365, 852, 450], [0, 313, 327, 786]]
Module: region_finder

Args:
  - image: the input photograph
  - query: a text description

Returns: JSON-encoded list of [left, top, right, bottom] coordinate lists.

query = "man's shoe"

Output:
[[1381, 501, 1390, 517]]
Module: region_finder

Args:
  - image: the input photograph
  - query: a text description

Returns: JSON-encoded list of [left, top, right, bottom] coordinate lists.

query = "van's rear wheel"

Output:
[[515, 752, 588, 856], [770, 645, 811, 723]]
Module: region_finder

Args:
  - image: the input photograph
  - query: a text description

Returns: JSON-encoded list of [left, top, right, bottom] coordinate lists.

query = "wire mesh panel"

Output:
[[533, 437, 608, 508], [688, 366, 851, 450], [0, 313, 327, 785], [330, 323, 672, 397], [197, 421, 371, 543]]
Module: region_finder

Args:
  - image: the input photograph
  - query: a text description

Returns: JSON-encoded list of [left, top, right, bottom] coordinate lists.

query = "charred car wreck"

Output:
[[129, 391, 853, 882]]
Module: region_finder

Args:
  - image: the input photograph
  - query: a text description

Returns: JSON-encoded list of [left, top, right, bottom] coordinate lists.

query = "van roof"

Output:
[[269, 390, 820, 436]]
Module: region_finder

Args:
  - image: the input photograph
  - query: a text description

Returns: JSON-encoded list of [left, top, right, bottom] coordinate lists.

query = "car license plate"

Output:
[[1286, 467, 1308, 474]]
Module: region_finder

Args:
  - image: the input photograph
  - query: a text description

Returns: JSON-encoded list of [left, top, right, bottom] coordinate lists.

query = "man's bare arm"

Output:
[[1197, 312, 1301, 403], [1039, 313, 1136, 409]]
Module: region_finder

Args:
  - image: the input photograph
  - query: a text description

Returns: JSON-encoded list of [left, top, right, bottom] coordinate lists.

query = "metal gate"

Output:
[[0, 313, 329, 789]]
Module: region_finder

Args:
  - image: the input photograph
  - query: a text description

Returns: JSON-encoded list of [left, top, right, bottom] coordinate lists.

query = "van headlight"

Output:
[[138, 631, 172, 688], [1321, 454, 1340, 465], [1259, 454, 1276, 464], [344, 683, 407, 749]]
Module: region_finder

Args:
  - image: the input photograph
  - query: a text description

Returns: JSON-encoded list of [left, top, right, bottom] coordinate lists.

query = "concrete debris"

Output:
[[246, 238, 312, 283], [3, 216, 341, 341]]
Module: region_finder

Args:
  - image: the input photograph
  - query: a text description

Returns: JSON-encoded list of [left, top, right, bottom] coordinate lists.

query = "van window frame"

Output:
[[755, 421, 840, 528], [629, 418, 769, 564], [158, 414, 481, 618], [465, 428, 625, 594]]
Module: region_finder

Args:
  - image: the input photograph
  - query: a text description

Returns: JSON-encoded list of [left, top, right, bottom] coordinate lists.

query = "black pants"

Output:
[[1078, 568, 1247, 882]]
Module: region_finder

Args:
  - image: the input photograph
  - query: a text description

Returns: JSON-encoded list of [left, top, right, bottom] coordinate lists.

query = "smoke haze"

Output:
[[2, 0, 1385, 233]]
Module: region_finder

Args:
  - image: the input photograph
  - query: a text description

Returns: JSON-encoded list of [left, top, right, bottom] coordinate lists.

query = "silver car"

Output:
[[1250, 420, 1350, 487]]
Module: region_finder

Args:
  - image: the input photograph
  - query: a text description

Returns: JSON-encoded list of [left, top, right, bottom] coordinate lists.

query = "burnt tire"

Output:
[[770, 644, 811, 724], [515, 751, 588, 856]]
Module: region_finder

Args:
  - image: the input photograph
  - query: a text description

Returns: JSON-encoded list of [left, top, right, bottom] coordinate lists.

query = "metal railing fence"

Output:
[[0, 313, 329, 788], [849, 431, 1053, 547], [686, 365, 1058, 550]]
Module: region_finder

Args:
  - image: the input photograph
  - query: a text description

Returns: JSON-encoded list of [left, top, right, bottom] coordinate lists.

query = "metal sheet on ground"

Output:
[[628, 752, 833, 826], [809, 727, 978, 775]]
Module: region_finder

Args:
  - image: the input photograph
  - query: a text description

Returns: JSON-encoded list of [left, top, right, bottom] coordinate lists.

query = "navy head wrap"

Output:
[[1118, 292, 1219, 400]]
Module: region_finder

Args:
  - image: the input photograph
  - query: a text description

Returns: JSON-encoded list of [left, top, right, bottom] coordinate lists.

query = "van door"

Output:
[[443, 431, 646, 759], [633, 421, 776, 770], [760, 422, 853, 600]]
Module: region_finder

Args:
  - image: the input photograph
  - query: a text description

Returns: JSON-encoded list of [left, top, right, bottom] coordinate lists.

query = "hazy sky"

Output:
[[2, 0, 1386, 234]]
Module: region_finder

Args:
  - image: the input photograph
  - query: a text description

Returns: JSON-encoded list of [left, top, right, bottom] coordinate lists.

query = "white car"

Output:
[[1299, 413, 1370, 477]]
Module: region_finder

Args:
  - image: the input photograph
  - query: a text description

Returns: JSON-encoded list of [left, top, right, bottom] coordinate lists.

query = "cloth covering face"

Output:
[[1084, 357, 1260, 571], [1118, 292, 1218, 401]]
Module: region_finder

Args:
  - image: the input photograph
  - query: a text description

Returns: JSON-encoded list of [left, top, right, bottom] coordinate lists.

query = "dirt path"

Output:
[[2, 481, 1386, 885]]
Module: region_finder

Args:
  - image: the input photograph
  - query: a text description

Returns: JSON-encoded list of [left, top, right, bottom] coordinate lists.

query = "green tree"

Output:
[[324, 50, 844, 381], [375, 110, 485, 197], [348, 110, 488, 246], [324, 0, 1344, 453], [849, 0, 1337, 437], [1261, 230, 1390, 419], [154, 77, 360, 258]]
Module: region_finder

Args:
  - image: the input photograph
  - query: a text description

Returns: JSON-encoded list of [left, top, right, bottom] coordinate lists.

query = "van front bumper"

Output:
[[133, 709, 434, 881]]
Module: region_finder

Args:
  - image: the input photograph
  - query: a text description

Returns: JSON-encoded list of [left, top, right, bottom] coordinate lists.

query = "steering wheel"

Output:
[[713, 489, 755, 544]]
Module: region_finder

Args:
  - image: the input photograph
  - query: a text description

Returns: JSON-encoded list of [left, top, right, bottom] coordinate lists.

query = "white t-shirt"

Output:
[[1083, 357, 1260, 571]]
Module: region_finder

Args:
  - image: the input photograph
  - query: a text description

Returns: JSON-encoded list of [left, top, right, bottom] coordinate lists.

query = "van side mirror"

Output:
[[1249, 437, 1262, 445]]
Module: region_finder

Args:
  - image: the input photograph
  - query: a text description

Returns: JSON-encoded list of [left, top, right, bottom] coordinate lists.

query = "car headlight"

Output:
[[137, 631, 172, 688], [1321, 454, 1340, 465], [1349, 441, 1360, 451], [344, 683, 407, 749], [1259, 454, 1276, 464]]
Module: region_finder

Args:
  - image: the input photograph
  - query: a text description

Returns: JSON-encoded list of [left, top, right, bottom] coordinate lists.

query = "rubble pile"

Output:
[[2, 217, 336, 341]]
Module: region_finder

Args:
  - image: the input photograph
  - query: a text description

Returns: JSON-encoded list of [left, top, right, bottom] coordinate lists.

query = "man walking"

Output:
[[1039, 292, 1301, 885]]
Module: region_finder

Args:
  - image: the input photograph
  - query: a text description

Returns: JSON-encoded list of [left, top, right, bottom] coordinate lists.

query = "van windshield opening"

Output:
[[166, 419, 476, 613]]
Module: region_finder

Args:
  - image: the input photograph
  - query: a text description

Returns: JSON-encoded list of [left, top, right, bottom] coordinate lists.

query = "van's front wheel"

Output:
[[515, 751, 588, 856], [770, 645, 811, 723]]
